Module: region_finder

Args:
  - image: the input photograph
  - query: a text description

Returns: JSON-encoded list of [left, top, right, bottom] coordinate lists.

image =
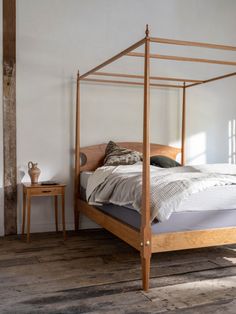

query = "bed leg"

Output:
[[74, 210, 79, 231], [141, 253, 151, 291], [74, 204, 80, 231]]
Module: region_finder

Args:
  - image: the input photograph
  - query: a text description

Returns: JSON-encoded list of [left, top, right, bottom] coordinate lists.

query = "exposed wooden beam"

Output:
[[150, 37, 236, 51], [127, 52, 236, 66], [3, 0, 17, 235], [79, 38, 146, 79], [81, 78, 183, 89], [94, 71, 204, 83], [186, 71, 236, 88]]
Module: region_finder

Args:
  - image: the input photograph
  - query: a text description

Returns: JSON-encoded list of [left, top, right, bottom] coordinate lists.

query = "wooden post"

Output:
[[3, 0, 17, 235], [140, 25, 152, 292], [74, 71, 80, 231], [181, 82, 186, 165]]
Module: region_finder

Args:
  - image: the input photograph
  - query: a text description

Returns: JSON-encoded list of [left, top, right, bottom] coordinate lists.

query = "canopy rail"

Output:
[[127, 52, 236, 66], [80, 38, 146, 80], [81, 78, 183, 89], [149, 37, 236, 51], [186, 71, 236, 88], [80, 71, 236, 89], [92, 71, 204, 83]]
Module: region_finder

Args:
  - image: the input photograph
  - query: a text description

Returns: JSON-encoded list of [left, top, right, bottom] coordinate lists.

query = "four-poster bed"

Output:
[[74, 26, 236, 291]]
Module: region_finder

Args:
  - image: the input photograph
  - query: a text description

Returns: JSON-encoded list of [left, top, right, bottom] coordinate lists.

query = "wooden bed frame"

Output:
[[74, 26, 236, 291]]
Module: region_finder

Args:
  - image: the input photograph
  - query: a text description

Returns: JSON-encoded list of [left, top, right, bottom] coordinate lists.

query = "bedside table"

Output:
[[21, 183, 66, 242]]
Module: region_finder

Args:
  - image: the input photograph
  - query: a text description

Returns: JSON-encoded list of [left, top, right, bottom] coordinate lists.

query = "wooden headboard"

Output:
[[80, 142, 181, 171]]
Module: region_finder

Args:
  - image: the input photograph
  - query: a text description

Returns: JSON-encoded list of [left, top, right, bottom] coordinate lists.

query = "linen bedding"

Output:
[[86, 163, 236, 222]]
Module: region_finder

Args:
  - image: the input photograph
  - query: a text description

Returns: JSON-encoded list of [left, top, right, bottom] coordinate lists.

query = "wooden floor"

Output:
[[0, 230, 236, 313]]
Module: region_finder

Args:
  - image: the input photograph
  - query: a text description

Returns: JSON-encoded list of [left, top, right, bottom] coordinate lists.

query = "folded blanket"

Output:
[[86, 163, 236, 222]]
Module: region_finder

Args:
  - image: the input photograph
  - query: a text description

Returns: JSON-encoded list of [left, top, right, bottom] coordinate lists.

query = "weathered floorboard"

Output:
[[0, 230, 235, 313]]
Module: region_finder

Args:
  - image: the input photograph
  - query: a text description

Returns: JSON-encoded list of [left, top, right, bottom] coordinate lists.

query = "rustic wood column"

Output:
[[3, 0, 17, 235]]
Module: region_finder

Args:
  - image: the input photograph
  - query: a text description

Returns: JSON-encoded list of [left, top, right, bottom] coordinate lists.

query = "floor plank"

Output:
[[0, 230, 235, 313]]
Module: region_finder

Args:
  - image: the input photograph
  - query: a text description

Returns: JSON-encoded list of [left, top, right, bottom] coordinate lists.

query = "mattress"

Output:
[[80, 171, 94, 191], [80, 171, 236, 212], [80, 171, 236, 233]]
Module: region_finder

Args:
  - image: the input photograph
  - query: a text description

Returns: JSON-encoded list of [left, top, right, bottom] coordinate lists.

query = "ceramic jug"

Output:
[[28, 161, 41, 184]]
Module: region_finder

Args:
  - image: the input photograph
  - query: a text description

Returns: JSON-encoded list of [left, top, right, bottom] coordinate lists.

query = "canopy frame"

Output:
[[74, 25, 236, 291]]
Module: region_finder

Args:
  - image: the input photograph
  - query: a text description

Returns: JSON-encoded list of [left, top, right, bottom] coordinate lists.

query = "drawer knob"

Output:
[[43, 190, 51, 193]]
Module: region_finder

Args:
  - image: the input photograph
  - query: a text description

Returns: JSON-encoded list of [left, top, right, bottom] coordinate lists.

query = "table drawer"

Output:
[[29, 187, 64, 196]]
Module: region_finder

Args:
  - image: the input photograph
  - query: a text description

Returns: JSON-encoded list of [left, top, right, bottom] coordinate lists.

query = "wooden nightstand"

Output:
[[21, 183, 66, 242]]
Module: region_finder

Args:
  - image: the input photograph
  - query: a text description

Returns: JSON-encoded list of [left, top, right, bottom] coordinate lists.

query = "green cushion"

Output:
[[150, 155, 181, 168]]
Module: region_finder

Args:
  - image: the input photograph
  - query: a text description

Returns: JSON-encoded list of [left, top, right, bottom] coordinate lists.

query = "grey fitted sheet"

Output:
[[94, 204, 236, 234], [80, 172, 236, 234]]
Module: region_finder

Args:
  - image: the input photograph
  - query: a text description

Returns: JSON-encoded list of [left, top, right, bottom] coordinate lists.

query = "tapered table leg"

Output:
[[21, 191, 26, 237], [54, 195, 58, 232], [61, 193, 66, 240], [27, 195, 31, 243]]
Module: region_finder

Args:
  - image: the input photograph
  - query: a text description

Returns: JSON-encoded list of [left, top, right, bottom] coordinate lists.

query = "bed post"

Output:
[[74, 70, 80, 231], [181, 82, 186, 165], [140, 25, 152, 291]]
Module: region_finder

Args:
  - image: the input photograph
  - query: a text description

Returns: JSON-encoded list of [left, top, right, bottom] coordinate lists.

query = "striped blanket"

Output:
[[86, 163, 236, 222]]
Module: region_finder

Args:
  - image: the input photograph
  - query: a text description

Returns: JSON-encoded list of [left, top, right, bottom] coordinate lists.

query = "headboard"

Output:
[[80, 142, 181, 172]]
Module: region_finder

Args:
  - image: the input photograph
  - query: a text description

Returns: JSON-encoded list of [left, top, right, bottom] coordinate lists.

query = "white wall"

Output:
[[11, 0, 236, 233], [186, 78, 236, 164]]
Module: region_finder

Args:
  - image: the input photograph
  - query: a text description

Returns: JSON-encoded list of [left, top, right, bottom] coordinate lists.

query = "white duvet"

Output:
[[86, 163, 236, 222]]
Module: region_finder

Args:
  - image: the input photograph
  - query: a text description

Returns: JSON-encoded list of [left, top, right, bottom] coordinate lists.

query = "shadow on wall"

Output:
[[185, 78, 236, 165], [150, 87, 181, 147], [205, 117, 236, 164], [187, 132, 207, 164], [187, 119, 236, 165]]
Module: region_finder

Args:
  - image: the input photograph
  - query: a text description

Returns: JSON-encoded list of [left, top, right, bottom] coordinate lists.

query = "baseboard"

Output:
[[17, 220, 100, 234]]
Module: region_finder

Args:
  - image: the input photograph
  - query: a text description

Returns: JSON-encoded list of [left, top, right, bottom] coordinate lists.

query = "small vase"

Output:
[[28, 161, 41, 185]]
